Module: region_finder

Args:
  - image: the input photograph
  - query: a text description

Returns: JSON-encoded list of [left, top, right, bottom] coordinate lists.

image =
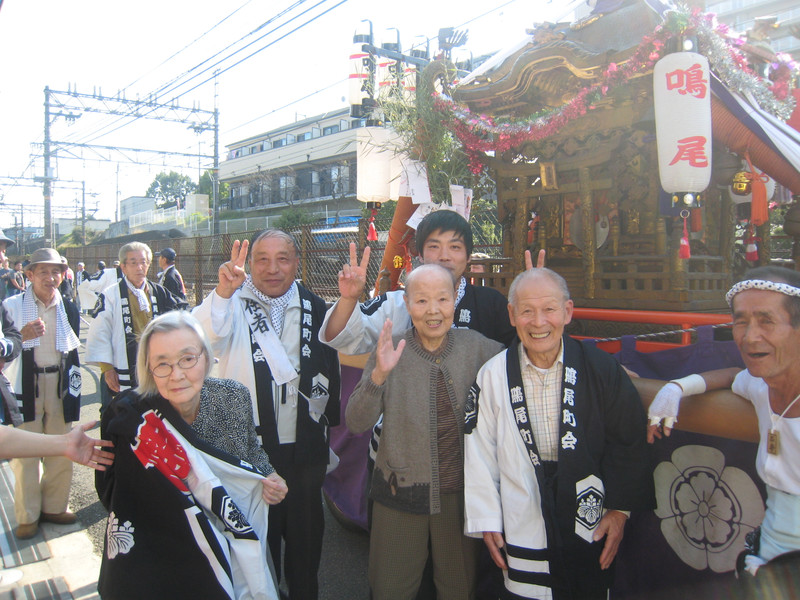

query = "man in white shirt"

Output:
[[194, 229, 340, 600], [464, 268, 653, 599], [86, 242, 187, 402], [3, 248, 82, 540]]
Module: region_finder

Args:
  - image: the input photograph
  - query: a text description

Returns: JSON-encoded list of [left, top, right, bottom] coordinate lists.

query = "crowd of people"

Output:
[[0, 209, 797, 599]]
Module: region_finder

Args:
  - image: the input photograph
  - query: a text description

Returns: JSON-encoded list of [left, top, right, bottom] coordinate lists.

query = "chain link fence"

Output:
[[63, 210, 505, 306]]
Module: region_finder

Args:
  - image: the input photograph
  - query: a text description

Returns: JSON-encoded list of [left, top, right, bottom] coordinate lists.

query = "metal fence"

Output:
[[63, 210, 504, 306]]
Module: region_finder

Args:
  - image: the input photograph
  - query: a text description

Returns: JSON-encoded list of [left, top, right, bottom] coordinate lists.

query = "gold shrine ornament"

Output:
[[393, 255, 404, 269], [731, 171, 752, 196]]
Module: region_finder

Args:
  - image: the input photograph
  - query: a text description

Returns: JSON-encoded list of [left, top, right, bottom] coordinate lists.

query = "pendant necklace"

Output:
[[767, 391, 800, 456]]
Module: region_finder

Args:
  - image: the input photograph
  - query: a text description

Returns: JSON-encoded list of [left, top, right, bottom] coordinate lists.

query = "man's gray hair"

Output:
[[135, 311, 214, 398], [249, 229, 300, 258], [508, 267, 571, 306], [119, 242, 153, 264]]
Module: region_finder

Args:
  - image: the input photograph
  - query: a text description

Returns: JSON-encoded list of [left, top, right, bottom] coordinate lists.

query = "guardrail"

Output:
[[571, 307, 732, 353]]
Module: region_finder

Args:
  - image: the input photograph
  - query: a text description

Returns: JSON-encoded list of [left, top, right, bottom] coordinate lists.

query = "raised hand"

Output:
[[339, 242, 371, 301], [524, 249, 546, 270], [370, 319, 406, 386], [217, 239, 249, 299]]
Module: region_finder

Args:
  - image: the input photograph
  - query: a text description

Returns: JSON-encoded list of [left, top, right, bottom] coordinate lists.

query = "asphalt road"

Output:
[[69, 316, 370, 599]]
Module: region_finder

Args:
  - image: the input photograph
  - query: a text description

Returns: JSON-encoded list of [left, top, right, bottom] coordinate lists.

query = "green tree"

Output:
[[197, 169, 229, 207], [146, 171, 197, 209], [275, 205, 316, 230]]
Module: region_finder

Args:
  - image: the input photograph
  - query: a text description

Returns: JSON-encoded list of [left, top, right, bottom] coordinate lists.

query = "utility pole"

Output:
[[212, 71, 220, 236], [43, 87, 53, 246], [213, 107, 220, 235], [82, 180, 87, 246]]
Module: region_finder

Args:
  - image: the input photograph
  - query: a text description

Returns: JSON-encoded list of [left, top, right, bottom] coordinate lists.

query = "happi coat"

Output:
[[96, 392, 279, 600], [3, 288, 81, 423], [86, 278, 187, 392], [464, 335, 654, 600], [193, 283, 340, 466]]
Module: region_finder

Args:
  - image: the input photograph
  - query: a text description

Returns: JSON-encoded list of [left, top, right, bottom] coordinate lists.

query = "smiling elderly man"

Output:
[[86, 242, 188, 402], [3, 248, 82, 540], [648, 266, 800, 580], [193, 229, 340, 600], [463, 267, 654, 600]]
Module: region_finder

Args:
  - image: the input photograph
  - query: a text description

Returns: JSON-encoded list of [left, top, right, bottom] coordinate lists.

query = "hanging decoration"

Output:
[[679, 210, 692, 259], [653, 51, 712, 205], [744, 151, 768, 226], [744, 225, 760, 261], [367, 206, 379, 241], [731, 170, 752, 196], [432, 6, 797, 175]]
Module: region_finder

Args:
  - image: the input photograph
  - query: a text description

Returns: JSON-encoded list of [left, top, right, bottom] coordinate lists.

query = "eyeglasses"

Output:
[[125, 260, 150, 268], [150, 354, 202, 378]]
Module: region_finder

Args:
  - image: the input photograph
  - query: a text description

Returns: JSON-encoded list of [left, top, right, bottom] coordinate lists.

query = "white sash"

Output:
[[240, 288, 297, 386]]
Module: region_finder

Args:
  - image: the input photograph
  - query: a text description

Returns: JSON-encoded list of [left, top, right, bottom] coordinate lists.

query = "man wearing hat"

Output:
[[158, 247, 186, 300], [3, 248, 82, 539]]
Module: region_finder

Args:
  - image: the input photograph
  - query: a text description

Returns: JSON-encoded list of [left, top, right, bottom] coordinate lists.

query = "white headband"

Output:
[[725, 279, 800, 306]]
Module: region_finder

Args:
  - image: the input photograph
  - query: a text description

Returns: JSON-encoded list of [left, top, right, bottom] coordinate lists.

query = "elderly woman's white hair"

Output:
[[135, 311, 214, 398]]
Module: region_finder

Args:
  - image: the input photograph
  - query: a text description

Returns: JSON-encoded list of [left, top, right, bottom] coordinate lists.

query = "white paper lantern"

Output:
[[653, 52, 712, 194]]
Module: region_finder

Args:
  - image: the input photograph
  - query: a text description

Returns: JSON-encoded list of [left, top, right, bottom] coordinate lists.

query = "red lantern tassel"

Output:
[[679, 215, 691, 259], [367, 208, 378, 242], [745, 151, 768, 226]]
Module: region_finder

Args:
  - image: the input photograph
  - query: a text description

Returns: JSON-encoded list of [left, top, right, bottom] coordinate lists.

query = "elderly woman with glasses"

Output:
[[95, 311, 286, 600]]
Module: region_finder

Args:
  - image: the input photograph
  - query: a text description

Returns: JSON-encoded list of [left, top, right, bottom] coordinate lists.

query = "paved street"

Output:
[[49, 315, 370, 599]]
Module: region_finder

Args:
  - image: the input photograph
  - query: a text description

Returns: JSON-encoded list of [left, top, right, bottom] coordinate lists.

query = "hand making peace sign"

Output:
[[338, 242, 372, 301], [216, 239, 249, 299]]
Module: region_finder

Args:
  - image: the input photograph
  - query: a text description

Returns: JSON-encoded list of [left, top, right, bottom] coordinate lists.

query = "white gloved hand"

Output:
[[648, 382, 683, 431]]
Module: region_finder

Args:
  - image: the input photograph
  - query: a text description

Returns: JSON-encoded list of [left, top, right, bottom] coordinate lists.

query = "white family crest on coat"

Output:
[[106, 512, 136, 559], [68, 365, 82, 397], [575, 474, 605, 542]]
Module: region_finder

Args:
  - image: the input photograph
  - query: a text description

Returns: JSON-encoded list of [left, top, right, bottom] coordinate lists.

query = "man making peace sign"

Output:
[[193, 229, 340, 600]]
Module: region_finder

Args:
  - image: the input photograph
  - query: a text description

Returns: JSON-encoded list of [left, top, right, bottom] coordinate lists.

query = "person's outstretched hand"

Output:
[[66, 421, 114, 470]]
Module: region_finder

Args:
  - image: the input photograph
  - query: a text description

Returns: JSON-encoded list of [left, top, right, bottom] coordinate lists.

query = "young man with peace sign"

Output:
[[322, 210, 545, 353]]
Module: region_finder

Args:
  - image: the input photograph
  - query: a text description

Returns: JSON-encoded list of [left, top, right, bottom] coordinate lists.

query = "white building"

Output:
[[54, 217, 111, 238], [120, 196, 157, 221], [220, 108, 369, 220]]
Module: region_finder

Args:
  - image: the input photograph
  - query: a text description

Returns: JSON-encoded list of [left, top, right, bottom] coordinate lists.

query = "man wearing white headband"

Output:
[[648, 266, 800, 576]]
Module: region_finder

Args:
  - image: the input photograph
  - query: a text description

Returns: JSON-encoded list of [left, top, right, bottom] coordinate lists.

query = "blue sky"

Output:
[[0, 0, 572, 227]]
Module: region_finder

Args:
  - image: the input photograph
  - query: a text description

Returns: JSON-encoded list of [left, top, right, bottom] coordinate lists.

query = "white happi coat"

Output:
[[86, 281, 155, 392], [464, 349, 552, 600], [192, 288, 300, 440]]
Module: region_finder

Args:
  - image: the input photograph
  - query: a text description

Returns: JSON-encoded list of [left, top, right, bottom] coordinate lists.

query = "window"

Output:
[[296, 132, 312, 142], [272, 138, 286, 148], [322, 124, 339, 136]]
